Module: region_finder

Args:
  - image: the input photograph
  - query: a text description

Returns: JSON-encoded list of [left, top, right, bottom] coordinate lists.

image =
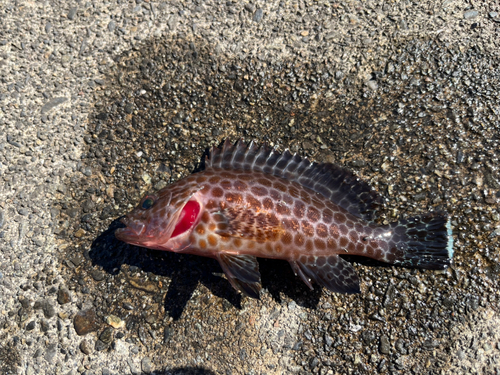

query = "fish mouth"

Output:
[[115, 217, 148, 245]]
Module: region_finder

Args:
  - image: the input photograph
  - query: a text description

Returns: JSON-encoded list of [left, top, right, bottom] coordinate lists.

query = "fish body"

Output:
[[116, 140, 454, 298]]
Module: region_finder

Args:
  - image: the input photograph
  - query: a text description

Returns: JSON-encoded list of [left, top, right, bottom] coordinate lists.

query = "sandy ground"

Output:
[[1, 1, 499, 374]]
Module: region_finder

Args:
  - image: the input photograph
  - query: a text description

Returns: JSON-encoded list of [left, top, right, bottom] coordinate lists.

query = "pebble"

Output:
[[141, 357, 152, 374], [379, 335, 391, 354], [42, 300, 56, 319], [464, 10, 478, 19], [80, 339, 93, 355], [57, 287, 71, 304], [99, 327, 114, 345], [45, 343, 57, 362], [73, 308, 101, 336], [108, 21, 116, 32], [105, 315, 125, 329], [41, 97, 68, 114], [0, 210, 4, 228], [253, 9, 263, 22], [67, 7, 77, 20], [91, 269, 105, 281], [74, 228, 85, 238]]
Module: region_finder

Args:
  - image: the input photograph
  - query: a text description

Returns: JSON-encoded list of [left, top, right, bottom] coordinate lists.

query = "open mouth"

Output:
[[114, 199, 201, 245]]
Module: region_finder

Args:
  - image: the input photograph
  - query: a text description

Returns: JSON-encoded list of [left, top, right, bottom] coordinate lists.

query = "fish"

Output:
[[115, 140, 454, 298]]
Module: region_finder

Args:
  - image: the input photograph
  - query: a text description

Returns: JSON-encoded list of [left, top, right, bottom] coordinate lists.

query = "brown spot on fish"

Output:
[[281, 232, 293, 245], [220, 235, 231, 243], [265, 243, 273, 253], [196, 225, 205, 235], [302, 221, 314, 237], [322, 208, 334, 224], [316, 223, 328, 238], [208, 223, 216, 232], [196, 176, 207, 183], [233, 238, 242, 248], [199, 239, 207, 249], [282, 194, 294, 206], [207, 234, 218, 247], [209, 176, 221, 184], [220, 180, 232, 189], [300, 189, 311, 204], [201, 211, 210, 223], [205, 199, 217, 210], [274, 181, 287, 192], [340, 237, 348, 248], [314, 239, 326, 251], [307, 207, 321, 222], [246, 195, 261, 209], [334, 212, 346, 223], [294, 233, 305, 247], [251, 186, 268, 196], [212, 187, 224, 198], [257, 177, 272, 187], [269, 189, 281, 201], [288, 185, 300, 198], [226, 193, 243, 205], [233, 180, 248, 191], [276, 202, 290, 216], [199, 185, 211, 195], [305, 239, 314, 253], [217, 222, 228, 231], [293, 201, 306, 219], [262, 197, 274, 210], [327, 238, 337, 249]]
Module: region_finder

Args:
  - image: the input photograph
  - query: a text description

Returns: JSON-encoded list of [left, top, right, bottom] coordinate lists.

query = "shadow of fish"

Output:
[[115, 140, 454, 298]]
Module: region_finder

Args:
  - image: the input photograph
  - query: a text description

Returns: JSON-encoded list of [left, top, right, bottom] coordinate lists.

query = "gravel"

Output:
[[1, 0, 499, 374]]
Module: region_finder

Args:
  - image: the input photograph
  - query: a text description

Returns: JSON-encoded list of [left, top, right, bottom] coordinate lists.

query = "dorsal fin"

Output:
[[206, 139, 383, 221]]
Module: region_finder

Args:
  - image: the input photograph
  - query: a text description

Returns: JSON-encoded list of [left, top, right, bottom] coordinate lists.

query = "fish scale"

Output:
[[116, 140, 454, 298]]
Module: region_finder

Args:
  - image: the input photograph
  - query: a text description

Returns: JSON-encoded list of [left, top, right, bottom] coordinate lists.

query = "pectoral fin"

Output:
[[216, 253, 261, 299], [212, 207, 284, 242], [289, 255, 360, 294]]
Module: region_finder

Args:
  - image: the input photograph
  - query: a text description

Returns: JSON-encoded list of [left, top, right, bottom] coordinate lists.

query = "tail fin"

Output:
[[388, 213, 453, 270]]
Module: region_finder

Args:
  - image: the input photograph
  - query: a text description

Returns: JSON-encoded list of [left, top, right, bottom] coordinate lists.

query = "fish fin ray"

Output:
[[387, 213, 453, 269], [206, 139, 383, 220], [216, 253, 261, 298], [290, 255, 360, 294]]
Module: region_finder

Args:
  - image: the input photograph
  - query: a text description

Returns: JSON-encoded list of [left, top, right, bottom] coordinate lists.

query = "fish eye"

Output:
[[141, 196, 155, 210]]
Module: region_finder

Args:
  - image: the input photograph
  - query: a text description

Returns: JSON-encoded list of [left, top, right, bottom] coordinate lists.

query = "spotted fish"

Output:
[[115, 140, 454, 298]]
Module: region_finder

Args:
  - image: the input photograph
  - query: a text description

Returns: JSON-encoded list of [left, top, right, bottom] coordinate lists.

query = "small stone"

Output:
[[464, 10, 478, 19], [106, 315, 125, 329], [57, 287, 71, 304], [91, 269, 105, 281], [95, 340, 108, 351], [253, 9, 263, 22], [141, 357, 152, 374], [74, 228, 85, 238], [108, 21, 116, 32], [366, 80, 378, 91], [45, 343, 57, 362], [41, 97, 67, 114], [42, 300, 56, 319], [80, 340, 93, 355], [26, 321, 36, 331], [100, 327, 114, 345], [67, 7, 77, 20], [379, 335, 390, 354], [73, 308, 100, 336]]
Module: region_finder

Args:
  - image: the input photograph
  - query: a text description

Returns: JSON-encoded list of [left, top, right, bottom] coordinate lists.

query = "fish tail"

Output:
[[387, 213, 453, 270]]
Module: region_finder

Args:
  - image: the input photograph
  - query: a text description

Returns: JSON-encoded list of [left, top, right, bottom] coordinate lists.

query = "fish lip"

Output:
[[115, 217, 147, 244]]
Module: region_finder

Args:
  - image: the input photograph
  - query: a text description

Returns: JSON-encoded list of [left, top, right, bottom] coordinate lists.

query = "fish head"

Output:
[[115, 182, 202, 251]]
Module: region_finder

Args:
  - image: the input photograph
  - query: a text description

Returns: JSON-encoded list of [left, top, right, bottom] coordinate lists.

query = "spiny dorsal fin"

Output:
[[206, 139, 383, 221]]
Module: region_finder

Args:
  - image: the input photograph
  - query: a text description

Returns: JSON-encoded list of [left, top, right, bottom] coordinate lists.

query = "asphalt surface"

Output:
[[1, 1, 499, 374]]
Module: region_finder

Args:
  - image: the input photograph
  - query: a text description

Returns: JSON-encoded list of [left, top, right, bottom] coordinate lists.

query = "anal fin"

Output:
[[216, 253, 261, 299], [289, 255, 360, 294]]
